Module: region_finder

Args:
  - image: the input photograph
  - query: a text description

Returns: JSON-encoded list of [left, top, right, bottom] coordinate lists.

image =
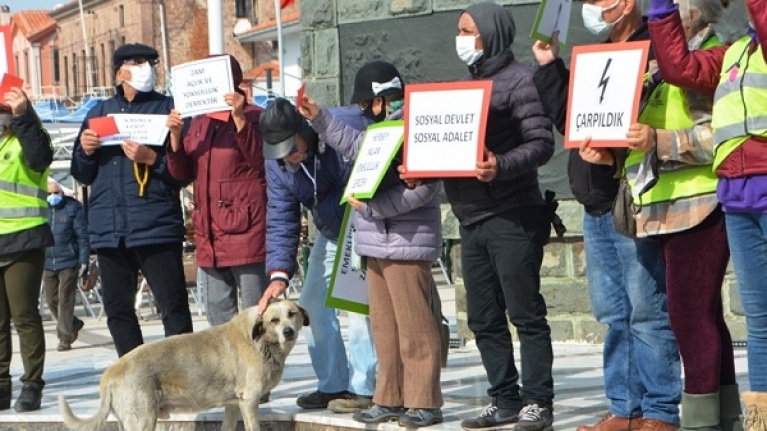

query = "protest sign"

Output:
[[88, 116, 120, 142], [565, 41, 651, 148], [531, 0, 572, 44], [109, 114, 170, 146], [0, 27, 12, 80], [341, 120, 405, 204], [171, 56, 234, 118], [402, 81, 492, 178], [326, 205, 369, 315], [0, 74, 23, 106]]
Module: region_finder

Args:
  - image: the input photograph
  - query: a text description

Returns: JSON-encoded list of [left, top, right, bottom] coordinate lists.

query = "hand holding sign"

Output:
[[298, 93, 320, 121], [476, 150, 498, 182], [122, 140, 157, 165], [532, 31, 561, 67], [2, 84, 27, 116], [578, 137, 615, 166], [80, 129, 103, 156], [626, 123, 656, 151]]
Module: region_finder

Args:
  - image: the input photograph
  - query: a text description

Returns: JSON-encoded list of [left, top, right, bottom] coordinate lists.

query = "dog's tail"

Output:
[[58, 390, 112, 431]]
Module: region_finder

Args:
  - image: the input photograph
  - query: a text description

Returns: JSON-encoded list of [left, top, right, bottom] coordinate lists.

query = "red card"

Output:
[[0, 74, 24, 107], [206, 111, 231, 122], [88, 116, 120, 137], [296, 83, 306, 110]]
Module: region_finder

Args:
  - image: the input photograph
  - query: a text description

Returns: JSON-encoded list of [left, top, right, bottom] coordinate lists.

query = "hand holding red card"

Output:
[[88, 116, 120, 138], [296, 84, 306, 110], [0, 74, 24, 108]]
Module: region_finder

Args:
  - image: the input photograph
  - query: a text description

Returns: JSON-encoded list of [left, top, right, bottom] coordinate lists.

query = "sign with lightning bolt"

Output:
[[531, 0, 572, 45], [564, 41, 651, 148]]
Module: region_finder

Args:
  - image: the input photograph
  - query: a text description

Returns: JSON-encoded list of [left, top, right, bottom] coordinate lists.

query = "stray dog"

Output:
[[59, 300, 309, 431]]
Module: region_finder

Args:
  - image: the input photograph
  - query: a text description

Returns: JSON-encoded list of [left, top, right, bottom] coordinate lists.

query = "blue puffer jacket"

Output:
[[265, 106, 371, 277], [70, 88, 190, 249], [45, 196, 90, 272]]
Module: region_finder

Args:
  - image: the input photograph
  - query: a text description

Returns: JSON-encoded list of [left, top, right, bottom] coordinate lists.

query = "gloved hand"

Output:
[[648, 0, 677, 20], [78, 263, 88, 278]]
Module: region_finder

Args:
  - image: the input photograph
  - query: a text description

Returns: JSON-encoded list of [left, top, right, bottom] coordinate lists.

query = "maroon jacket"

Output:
[[167, 105, 267, 268], [648, 0, 767, 178]]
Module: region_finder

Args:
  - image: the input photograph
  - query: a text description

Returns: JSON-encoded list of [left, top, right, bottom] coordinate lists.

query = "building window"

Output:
[[14, 55, 18, 75], [72, 53, 78, 97], [235, 0, 252, 18], [53, 47, 60, 83], [100, 43, 106, 86], [63, 55, 69, 96], [23, 51, 29, 83], [91, 46, 98, 87], [119, 5, 124, 27], [121, 36, 125, 46]]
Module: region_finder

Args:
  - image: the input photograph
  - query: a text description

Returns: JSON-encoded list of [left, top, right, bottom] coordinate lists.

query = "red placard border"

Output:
[[0, 26, 14, 78], [402, 80, 493, 178], [564, 40, 651, 148]]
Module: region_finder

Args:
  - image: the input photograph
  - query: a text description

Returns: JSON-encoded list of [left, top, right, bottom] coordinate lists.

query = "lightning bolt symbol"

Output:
[[598, 58, 612, 104]]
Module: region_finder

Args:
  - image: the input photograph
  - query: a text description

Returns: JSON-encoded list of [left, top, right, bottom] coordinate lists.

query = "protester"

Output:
[[70, 42, 193, 357], [300, 59, 445, 428], [396, 4, 557, 430], [530, 0, 685, 429], [646, 0, 767, 427], [43, 178, 88, 352], [166, 54, 268, 327], [0, 86, 52, 412], [257, 97, 377, 413]]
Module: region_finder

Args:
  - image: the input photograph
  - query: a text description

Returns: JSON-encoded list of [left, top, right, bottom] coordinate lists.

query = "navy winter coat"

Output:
[[265, 106, 371, 277], [45, 196, 90, 271], [70, 88, 190, 249]]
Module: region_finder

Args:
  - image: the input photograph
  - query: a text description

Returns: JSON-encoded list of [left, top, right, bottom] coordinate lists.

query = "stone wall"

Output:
[[300, 0, 750, 342]]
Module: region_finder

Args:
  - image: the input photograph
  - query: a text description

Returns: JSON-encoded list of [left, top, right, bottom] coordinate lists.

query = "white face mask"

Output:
[[456, 35, 484, 66], [582, 0, 624, 36], [0, 113, 10, 136], [125, 63, 156, 93]]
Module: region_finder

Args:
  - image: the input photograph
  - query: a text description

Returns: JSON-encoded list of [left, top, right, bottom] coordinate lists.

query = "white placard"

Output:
[[341, 121, 404, 203], [171, 56, 234, 118], [531, 0, 572, 44], [404, 81, 491, 177], [0, 28, 9, 78], [326, 205, 369, 315], [104, 114, 170, 146], [566, 42, 650, 147]]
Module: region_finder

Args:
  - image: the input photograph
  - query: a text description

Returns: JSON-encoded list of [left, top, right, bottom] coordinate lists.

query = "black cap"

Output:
[[349, 60, 404, 104], [113, 43, 159, 72], [259, 98, 305, 159]]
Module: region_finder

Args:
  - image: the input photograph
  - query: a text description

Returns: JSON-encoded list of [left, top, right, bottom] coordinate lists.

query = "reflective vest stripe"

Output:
[[714, 74, 767, 103], [0, 179, 47, 201], [0, 207, 47, 219], [714, 117, 767, 145]]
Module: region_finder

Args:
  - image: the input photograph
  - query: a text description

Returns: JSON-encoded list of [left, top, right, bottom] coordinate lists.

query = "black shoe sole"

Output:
[[353, 414, 401, 424]]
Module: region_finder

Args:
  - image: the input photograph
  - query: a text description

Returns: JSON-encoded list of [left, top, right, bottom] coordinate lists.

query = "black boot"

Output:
[[0, 385, 10, 410], [13, 385, 42, 412]]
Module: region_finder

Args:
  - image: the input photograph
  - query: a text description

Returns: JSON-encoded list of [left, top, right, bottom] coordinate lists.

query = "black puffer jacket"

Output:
[[532, 22, 652, 214], [445, 3, 555, 226]]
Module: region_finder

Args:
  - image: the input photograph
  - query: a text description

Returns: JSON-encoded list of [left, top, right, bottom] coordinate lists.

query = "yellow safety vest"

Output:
[[626, 36, 722, 205], [712, 36, 767, 169], [0, 134, 49, 235]]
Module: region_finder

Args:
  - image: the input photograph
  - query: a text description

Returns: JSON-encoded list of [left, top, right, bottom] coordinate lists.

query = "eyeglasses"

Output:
[[123, 58, 158, 67]]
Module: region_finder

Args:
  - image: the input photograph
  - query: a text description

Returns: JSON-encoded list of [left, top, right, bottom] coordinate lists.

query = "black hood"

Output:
[[462, 2, 516, 61]]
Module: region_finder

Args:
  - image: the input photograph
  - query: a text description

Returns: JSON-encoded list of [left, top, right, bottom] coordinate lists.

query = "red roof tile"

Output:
[[12, 10, 56, 41], [244, 60, 281, 81]]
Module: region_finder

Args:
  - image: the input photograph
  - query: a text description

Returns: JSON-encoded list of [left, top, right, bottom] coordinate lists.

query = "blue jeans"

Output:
[[584, 212, 681, 424], [725, 212, 767, 392], [299, 233, 377, 396]]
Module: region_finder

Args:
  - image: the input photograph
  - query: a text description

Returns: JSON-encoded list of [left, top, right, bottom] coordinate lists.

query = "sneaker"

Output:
[[13, 385, 42, 412], [353, 404, 406, 423], [72, 319, 84, 343], [399, 408, 444, 427], [296, 390, 349, 409], [57, 341, 71, 351], [328, 394, 373, 413], [462, 403, 521, 430], [514, 404, 554, 431]]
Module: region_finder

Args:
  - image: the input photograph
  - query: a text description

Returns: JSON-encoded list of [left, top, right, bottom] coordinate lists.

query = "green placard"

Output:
[[530, 0, 570, 45], [340, 120, 405, 205], [326, 205, 369, 315]]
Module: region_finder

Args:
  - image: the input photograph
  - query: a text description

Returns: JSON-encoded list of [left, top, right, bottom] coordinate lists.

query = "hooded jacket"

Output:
[[446, 2, 555, 226], [45, 196, 90, 272]]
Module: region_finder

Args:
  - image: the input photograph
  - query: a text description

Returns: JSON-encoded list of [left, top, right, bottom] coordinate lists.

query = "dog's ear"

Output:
[[298, 305, 310, 327], [252, 315, 264, 340]]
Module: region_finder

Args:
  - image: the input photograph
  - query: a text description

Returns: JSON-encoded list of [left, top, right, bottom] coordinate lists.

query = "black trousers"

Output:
[[97, 241, 193, 357], [460, 207, 553, 409]]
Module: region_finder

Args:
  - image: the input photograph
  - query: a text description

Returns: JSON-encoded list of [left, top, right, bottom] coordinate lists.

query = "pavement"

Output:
[[0, 270, 750, 430]]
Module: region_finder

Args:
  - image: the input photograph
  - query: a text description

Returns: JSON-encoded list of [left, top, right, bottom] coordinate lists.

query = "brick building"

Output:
[[7, 8, 57, 99], [50, 0, 273, 100]]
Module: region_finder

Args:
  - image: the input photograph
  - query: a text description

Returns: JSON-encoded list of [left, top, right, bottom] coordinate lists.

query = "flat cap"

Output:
[[113, 43, 159, 72]]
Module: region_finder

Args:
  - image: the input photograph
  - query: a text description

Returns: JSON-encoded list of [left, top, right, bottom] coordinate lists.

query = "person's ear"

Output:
[[372, 97, 385, 116], [622, 0, 636, 16]]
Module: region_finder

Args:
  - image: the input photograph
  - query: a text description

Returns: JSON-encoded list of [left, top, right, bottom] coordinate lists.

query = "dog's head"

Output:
[[251, 300, 309, 348]]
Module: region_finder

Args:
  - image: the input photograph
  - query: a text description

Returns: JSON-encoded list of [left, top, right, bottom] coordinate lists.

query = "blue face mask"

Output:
[[388, 99, 404, 113], [47, 194, 62, 207]]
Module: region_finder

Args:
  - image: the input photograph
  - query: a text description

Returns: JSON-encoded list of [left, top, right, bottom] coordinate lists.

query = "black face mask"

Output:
[[362, 99, 387, 123]]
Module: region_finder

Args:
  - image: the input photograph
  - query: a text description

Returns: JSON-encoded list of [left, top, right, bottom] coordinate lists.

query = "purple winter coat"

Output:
[[311, 108, 442, 262]]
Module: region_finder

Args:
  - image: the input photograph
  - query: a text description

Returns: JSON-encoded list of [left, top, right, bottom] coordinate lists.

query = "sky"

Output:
[[10, 0, 66, 11]]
